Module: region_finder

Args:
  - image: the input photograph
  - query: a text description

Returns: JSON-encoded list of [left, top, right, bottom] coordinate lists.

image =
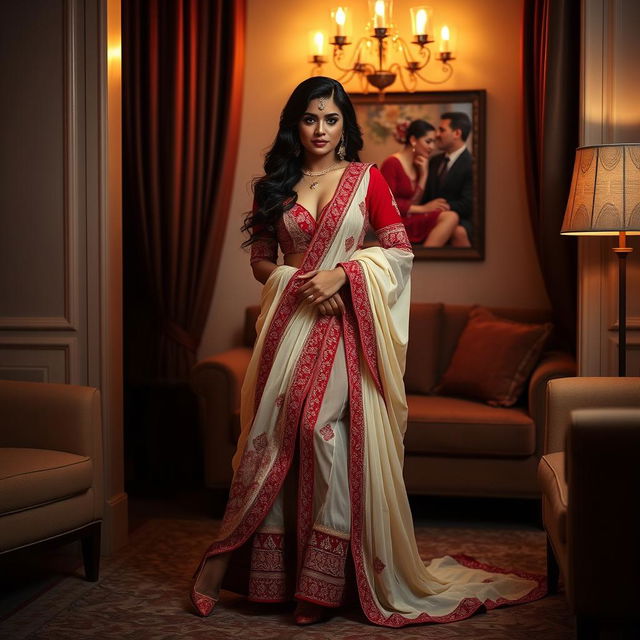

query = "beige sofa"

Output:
[[539, 377, 640, 638], [192, 303, 575, 498], [0, 380, 103, 580]]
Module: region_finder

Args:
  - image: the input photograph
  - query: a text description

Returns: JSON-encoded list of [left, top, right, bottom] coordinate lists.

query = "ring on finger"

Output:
[[308, 294, 314, 301]]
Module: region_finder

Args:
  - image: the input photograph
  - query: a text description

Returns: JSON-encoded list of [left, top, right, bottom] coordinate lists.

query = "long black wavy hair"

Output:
[[242, 77, 363, 245]]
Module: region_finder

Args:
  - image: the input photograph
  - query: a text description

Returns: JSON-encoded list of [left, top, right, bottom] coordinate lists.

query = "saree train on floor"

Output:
[[198, 163, 544, 627]]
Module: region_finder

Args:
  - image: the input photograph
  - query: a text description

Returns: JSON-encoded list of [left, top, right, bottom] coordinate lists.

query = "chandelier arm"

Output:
[[331, 36, 376, 75], [336, 69, 359, 85], [414, 63, 454, 85], [393, 64, 417, 93], [394, 36, 415, 66], [332, 47, 354, 74], [351, 36, 373, 66]]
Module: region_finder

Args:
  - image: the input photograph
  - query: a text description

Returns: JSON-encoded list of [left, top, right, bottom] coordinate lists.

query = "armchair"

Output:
[[0, 380, 104, 581], [538, 377, 640, 638]]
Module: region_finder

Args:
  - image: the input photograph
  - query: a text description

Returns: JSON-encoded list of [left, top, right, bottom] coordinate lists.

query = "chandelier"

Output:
[[308, 2, 457, 94]]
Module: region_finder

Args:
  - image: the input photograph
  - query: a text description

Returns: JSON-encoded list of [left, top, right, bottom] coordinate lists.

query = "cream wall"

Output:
[[199, 0, 548, 358]]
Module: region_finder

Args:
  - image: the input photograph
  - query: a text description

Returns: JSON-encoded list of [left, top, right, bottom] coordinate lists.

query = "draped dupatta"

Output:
[[202, 163, 544, 626]]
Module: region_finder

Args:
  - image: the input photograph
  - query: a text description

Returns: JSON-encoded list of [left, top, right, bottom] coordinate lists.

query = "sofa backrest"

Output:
[[244, 303, 554, 395], [406, 304, 554, 394]]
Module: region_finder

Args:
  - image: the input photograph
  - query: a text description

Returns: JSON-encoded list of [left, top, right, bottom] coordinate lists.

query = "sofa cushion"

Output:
[[405, 303, 443, 394], [0, 448, 92, 515], [436, 307, 553, 407], [538, 452, 567, 544], [405, 395, 535, 457]]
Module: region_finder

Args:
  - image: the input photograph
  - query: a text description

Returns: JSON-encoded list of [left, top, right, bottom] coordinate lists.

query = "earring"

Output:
[[336, 134, 346, 161], [411, 144, 416, 153], [293, 140, 301, 157]]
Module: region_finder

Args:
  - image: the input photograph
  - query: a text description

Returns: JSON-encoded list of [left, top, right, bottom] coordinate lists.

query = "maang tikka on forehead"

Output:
[[318, 96, 327, 111]]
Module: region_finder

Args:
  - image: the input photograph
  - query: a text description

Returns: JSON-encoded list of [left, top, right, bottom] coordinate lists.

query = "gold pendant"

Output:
[[309, 181, 319, 190]]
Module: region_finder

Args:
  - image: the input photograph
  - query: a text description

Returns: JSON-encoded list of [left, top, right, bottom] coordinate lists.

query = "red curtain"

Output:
[[123, 0, 245, 381], [522, 0, 579, 352]]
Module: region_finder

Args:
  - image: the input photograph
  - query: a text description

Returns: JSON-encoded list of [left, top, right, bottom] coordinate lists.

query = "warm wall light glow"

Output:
[[108, 43, 121, 63]]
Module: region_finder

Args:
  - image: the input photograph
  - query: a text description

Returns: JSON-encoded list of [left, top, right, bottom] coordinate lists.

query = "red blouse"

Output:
[[249, 163, 411, 265]]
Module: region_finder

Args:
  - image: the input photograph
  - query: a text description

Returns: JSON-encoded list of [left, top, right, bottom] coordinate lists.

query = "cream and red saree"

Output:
[[200, 162, 544, 626]]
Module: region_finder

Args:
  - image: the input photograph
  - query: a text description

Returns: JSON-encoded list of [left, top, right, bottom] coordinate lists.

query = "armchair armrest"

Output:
[[528, 351, 576, 454], [190, 347, 252, 488], [0, 380, 101, 459], [191, 347, 252, 419], [545, 377, 640, 454], [567, 407, 640, 614]]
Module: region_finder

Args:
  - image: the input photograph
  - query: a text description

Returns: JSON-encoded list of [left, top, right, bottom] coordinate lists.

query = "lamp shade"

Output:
[[561, 144, 640, 235]]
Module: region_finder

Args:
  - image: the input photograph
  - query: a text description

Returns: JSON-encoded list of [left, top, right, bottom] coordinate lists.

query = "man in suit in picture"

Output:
[[423, 112, 473, 244]]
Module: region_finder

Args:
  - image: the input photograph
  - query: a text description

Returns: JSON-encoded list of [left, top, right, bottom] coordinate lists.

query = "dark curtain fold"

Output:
[[123, 0, 245, 381], [522, 0, 580, 352]]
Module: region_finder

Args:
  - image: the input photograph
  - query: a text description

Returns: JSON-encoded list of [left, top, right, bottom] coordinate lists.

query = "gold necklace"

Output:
[[301, 162, 344, 190]]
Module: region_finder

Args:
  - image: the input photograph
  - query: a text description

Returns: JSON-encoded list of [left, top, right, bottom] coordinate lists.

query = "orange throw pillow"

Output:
[[436, 307, 553, 407]]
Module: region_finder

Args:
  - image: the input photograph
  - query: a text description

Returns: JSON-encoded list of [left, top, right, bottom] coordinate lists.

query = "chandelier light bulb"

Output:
[[374, 1, 386, 28], [314, 31, 325, 56], [415, 9, 427, 35], [440, 25, 450, 49]]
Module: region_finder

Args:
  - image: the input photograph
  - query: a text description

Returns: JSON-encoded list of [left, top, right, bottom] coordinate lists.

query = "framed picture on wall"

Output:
[[350, 90, 486, 260]]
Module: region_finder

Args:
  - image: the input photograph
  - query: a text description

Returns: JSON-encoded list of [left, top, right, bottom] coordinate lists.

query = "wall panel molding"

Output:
[[0, 336, 79, 384], [0, 0, 81, 332]]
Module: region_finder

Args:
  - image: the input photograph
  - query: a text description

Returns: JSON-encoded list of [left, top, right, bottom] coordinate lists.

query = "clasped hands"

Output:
[[297, 267, 347, 316]]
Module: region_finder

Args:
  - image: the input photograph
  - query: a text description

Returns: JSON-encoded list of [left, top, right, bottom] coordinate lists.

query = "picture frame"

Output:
[[350, 90, 486, 260]]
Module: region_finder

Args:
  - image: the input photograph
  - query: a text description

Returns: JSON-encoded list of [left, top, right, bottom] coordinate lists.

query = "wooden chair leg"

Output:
[[81, 521, 102, 582], [575, 615, 599, 640], [546, 537, 560, 594]]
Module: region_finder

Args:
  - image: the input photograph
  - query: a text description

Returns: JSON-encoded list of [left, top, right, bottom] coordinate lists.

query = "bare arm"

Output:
[[251, 260, 279, 285]]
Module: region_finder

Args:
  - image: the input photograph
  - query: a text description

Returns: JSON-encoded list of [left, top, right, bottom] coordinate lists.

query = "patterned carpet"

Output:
[[0, 518, 575, 640]]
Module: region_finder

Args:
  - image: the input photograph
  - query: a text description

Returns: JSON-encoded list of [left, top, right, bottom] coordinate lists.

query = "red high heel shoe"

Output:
[[190, 560, 219, 617], [294, 600, 328, 625]]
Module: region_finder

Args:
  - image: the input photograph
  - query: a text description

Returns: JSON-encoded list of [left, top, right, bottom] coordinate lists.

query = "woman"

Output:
[[191, 77, 543, 627], [381, 120, 469, 247]]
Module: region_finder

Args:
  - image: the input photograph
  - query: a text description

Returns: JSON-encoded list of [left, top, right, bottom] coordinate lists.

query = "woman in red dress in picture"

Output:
[[381, 120, 468, 247]]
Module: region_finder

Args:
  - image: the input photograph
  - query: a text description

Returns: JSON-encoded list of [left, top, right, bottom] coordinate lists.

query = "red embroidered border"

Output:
[[203, 317, 332, 560], [296, 529, 349, 608], [344, 308, 546, 627], [339, 261, 383, 397], [376, 222, 413, 252], [253, 273, 302, 412], [297, 319, 341, 574], [254, 163, 368, 414], [248, 532, 287, 603], [302, 163, 370, 273], [199, 166, 369, 573]]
